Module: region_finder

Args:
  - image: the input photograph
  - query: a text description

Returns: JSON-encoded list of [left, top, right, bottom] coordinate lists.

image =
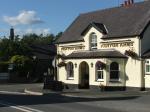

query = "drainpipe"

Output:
[[139, 38, 145, 91], [56, 44, 59, 81]]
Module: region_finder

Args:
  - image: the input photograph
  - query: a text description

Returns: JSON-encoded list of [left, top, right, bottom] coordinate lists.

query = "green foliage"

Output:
[[0, 61, 9, 72], [0, 38, 31, 60], [21, 33, 55, 45], [0, 32, 61, 77], [10, 55, 33, 77], [54, 32, 63, 42]]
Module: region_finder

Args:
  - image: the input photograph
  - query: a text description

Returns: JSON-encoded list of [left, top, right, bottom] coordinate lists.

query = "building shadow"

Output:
[[0, 93, 140, 108]]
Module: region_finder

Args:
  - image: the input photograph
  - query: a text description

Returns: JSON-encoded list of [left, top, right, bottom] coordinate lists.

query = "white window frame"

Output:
[[97, 68, 104, 82], [109, 62, 120, 82], [96, 62, 104, 82], [145, 60, 150, 74], [90, 33, 97, 50]]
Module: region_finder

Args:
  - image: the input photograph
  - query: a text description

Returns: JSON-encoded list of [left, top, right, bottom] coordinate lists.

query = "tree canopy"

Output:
[[0, 32, 62, 61]]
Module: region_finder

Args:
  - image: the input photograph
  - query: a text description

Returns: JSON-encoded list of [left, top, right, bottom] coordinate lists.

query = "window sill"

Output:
[[109, 80, 121, 83], [145, 72, 150, 75], [67, 77, 74, 80], [96, 79, 104, 82]]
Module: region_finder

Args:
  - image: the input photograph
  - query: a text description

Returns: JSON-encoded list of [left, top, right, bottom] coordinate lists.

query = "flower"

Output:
[[56, 54, 64, 59], [125, 50, 137, 58], [57, 61, 66, 67]]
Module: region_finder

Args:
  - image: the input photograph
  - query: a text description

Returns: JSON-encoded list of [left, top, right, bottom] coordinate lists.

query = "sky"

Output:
[[0, 0, 144, 37]]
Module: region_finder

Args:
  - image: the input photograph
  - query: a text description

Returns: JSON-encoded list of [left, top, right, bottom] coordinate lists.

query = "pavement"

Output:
[[0, 83, 150, 112], [23, 83, 150, 98], [0, 83, 149, 98]]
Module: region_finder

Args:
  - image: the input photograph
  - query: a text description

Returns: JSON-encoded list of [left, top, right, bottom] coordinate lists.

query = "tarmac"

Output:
[[24, 84, 150, 98]]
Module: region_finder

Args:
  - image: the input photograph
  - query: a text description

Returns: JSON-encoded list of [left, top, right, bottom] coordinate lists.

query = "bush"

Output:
[[10, 55, 33, 77], [0, 62, 9, 72]]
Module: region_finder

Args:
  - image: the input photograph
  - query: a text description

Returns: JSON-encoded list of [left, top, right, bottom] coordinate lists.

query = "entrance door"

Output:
[[79, 62, 89, 89]]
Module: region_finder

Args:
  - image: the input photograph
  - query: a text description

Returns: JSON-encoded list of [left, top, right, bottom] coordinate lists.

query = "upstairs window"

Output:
[[90, 33, 97, 50], [145, 60, 150, 74], [66, 62, 74, 79]]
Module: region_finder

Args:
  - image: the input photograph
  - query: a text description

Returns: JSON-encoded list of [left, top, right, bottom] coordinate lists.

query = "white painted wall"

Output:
[[145, 75, 150, 88], [58, 58, 126, 87], [57, 26, 144, 88]]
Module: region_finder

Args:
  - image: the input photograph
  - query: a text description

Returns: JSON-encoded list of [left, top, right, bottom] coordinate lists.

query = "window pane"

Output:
[[110, 71, 119, 79], [67, 62, 74, 78], [110, 62, 119, 70], [90, 33, 97, 50], [97, 71, 103, 79], [146, 65, 150, 73]]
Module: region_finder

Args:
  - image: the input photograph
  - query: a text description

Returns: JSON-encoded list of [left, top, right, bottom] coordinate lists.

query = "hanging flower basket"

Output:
[[57, 61, 66, 67], [56, 54, 64, 59], [96, 61, 106, 69], [124, 50, 137, 58]]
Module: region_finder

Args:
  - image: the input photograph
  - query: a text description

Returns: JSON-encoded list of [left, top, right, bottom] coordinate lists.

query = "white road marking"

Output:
[[19, 106, 44, 112], [0, 91, 26, 95], [0, 100, 44, 112]]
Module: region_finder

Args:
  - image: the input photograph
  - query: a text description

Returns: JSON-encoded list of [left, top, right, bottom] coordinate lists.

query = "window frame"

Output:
[[90, 33, 97, 50], [109, 62, 120, 82], [96, 61, 104, 82], [145, 60, 150, 74], [66, 62, 74, 80]]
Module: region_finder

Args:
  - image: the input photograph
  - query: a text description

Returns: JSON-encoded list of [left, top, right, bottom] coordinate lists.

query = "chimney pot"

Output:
[[124, 1, 128, 6], [128, 0, 131, 5], [10, 27, 14, 41], [131, 0, 134, 4]]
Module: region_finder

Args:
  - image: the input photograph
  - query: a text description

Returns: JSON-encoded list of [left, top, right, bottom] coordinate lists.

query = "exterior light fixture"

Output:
[[75, 63, 77, 68], [91, 63, 93, 68]]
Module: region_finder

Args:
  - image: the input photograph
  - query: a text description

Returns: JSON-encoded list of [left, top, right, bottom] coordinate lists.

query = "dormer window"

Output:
[[90, 33, 97, 50]]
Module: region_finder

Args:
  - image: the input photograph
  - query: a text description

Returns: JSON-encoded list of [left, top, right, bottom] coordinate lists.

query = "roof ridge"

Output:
[[80, 1, 147, 16]]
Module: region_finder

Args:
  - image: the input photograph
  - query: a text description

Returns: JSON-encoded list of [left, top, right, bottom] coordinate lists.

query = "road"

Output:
[[0, 84, 150, 112]]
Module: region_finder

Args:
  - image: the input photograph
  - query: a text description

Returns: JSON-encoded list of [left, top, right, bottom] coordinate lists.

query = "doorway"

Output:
[[79, 61, 89, 89]]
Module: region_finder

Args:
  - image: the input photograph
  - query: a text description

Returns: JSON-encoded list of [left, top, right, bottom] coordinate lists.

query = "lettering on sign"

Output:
[[61, 46, 85, 51], [101, 41, 134, 48]]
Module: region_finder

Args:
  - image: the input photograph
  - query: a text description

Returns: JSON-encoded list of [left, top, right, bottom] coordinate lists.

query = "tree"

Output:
[[21, 33, 54, 45], [0, 38, 31, 61], [54, 32, 63, 42], [10, 55, 33, 77]]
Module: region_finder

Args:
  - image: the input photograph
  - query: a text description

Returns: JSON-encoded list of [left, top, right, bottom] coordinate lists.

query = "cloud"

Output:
[[14, 28, 50, 36], [3, 11, 44, 26], [25, 28, 50, 35]]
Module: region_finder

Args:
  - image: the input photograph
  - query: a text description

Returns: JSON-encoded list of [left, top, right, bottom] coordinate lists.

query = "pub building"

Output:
[[55, 0, 150, 91]]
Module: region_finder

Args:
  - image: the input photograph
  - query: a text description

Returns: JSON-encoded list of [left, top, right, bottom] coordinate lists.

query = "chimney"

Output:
[[124, 1, 128, 6], [131, 0, 134, 4], [10, 27, 14, 41], [128, 0, 131, 5], [121, 0, 134, 7]]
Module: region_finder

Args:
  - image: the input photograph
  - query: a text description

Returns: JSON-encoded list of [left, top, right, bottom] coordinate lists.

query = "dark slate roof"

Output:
[[30, 44, 56, 59], [142, 50, 150, 58], [56, 1, 150, 43], [81, 22, 107, 36], [64, 50, 127, 59]]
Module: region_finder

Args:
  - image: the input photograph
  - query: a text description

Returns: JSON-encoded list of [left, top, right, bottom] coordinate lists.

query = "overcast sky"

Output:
[[0, 0, 144, 37]]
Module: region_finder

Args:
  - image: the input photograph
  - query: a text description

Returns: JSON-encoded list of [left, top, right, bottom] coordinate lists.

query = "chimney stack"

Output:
[[121, 0, 134, 7], [10, 27, 14, 41], [131, 0, 134, 4], [128, 0, 131, 5]]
